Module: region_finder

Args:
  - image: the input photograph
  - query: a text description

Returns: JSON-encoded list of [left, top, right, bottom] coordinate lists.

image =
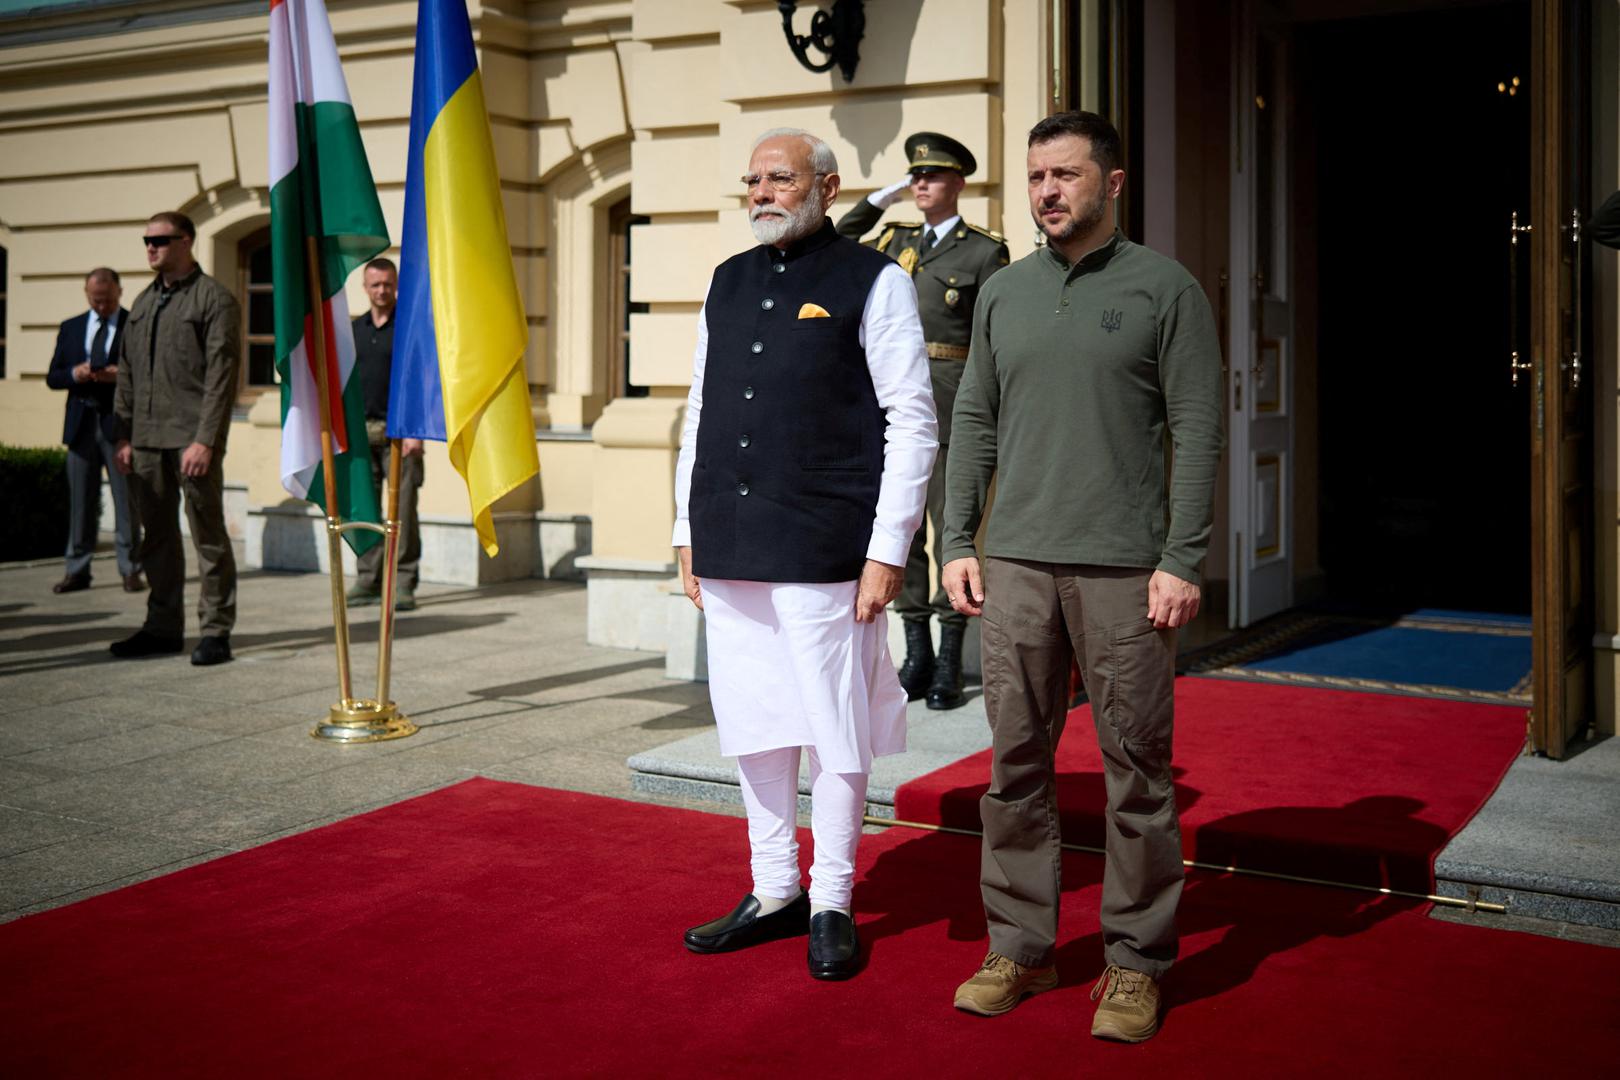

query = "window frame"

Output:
[[235, 226, 277, 404], [606, 199, 649, 401]]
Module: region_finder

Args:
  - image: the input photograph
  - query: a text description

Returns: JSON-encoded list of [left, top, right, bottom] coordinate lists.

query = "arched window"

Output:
[[236, 227, 277, 400], [606, 198, 648, 401]]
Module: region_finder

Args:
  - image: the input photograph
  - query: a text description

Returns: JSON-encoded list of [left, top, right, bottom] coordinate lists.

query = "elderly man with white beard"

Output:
[[674, 128, 937, 980]]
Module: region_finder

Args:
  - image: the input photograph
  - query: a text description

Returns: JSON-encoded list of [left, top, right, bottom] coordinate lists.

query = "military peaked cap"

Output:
[[904, 131, 976, 177]]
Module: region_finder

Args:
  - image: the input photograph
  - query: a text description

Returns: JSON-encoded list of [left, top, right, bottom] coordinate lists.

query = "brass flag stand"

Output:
[[302, 237, 416, 744]]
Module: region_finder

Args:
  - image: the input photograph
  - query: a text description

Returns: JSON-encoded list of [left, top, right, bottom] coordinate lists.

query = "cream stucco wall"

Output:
[[0, 0, 1052, 645]]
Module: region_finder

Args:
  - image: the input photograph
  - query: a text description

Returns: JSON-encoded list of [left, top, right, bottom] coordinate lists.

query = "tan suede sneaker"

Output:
[[952, 951, 1059, 1016], [1089, 963, 1161, 1042]]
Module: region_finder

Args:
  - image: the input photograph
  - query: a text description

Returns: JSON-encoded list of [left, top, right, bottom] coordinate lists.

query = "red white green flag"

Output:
[[268, 0, 390, 552]]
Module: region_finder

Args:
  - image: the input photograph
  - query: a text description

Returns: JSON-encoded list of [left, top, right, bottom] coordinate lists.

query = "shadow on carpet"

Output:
[[894, 677, 1527, 894]]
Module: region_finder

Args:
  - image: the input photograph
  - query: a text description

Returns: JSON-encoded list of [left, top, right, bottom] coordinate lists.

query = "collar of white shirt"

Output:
[[924, 215, 961, 245]]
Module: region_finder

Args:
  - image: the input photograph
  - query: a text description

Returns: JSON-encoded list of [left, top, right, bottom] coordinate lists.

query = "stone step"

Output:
[[626, 693, 992, 818]]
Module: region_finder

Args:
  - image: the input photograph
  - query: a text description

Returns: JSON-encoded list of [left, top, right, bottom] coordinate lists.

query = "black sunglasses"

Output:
[[142, 235, 178, 248]]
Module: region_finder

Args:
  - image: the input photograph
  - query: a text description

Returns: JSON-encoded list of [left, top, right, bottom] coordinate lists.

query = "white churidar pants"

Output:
[[702, 578, 907, 773], [703, 577, 907, 910], [737, 746, 869, 910]]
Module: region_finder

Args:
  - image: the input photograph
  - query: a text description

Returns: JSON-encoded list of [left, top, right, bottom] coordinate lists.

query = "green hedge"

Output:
[[0, 444, 71, 563]]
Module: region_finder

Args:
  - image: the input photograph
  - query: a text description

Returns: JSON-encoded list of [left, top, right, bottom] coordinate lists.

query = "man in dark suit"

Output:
[[44, 267, 143, 595]]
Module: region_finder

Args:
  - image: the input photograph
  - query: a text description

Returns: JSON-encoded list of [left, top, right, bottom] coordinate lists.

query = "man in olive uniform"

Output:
[[835, 132, 1009, 710], [111, 210, 241, 666]]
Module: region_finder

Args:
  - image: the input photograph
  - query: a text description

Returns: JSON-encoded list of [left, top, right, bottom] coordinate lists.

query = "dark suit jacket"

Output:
[[45, 308, 127, 447]]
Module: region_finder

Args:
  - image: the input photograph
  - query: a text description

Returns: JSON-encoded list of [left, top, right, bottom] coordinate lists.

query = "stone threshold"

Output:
[[1434, 870, 1620, 930], [626, 694, 992, 819]]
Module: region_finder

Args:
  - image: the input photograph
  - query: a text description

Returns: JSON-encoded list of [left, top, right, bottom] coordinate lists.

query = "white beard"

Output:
[[751, 188, 826, 245]]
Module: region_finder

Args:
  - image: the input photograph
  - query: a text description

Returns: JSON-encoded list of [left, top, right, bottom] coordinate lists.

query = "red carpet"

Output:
[[2, 778, 1615, 1078], [895, 677, 1527, 893]]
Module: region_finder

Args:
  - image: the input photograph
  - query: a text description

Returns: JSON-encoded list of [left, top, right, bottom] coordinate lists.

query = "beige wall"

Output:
[[0, 0, 1048, 575]]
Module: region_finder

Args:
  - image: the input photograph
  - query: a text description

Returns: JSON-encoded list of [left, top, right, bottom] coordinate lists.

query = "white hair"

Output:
[[752, 127, 838, 175]]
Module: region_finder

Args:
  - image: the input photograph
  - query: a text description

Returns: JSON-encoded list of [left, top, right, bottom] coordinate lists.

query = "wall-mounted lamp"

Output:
[[777, 1, 865, 83]]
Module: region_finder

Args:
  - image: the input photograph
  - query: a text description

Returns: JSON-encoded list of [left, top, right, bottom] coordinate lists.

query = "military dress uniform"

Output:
[[835, 131, 1009, 709]]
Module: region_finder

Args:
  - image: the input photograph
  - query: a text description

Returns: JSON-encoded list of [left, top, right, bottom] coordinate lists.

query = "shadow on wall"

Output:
[[826, 0, 924, 175]]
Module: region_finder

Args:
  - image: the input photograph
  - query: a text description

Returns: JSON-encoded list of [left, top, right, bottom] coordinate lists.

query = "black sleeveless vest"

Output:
[[690, 219, 893, 582]]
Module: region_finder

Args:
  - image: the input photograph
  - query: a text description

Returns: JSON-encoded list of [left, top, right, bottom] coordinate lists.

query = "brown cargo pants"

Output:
[[978, 558, 1182, 978], [130, 447, 236, 639]]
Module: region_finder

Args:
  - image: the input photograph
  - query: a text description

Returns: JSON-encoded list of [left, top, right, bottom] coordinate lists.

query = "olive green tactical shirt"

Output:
[[114, 265, 241, 451], [941, 232, 1225, 584]]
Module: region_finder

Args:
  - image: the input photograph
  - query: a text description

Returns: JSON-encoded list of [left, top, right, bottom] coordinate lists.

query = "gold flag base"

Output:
[[311, 699, 417, 744]]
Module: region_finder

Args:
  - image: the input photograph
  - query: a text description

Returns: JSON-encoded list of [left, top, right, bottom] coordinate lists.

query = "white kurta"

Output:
[[671, 259, 937, 774]]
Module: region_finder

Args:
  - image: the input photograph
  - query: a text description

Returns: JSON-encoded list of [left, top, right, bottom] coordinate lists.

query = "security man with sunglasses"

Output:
[[111, 210, 242, 666], [836, 131, 1009, 711]]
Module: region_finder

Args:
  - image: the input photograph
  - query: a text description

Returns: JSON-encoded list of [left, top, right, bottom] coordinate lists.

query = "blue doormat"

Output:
[[1185, 610, 1532, 705]]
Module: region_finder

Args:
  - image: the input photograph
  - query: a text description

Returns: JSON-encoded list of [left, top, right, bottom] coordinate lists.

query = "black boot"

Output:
[[898, 621, 934, 701], [926, 624, 966, 711]]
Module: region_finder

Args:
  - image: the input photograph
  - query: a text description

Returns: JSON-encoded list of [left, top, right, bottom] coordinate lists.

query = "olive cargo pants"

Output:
[[130, 447, 237, 639], [978, 558, 1183, 978]]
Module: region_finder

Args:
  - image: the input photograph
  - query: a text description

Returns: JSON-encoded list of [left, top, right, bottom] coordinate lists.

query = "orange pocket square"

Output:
[[797, 303, 831, 319]]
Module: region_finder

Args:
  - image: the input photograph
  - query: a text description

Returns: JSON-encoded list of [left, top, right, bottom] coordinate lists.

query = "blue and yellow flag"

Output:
[[390, 0, 537, 556]]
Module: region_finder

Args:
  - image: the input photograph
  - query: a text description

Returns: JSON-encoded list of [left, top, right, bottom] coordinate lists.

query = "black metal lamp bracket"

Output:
[[777, 0, 865, 83]]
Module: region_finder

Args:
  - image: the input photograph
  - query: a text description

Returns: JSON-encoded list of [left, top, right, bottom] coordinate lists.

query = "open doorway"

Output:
[[1303, 2, 1532, 615]]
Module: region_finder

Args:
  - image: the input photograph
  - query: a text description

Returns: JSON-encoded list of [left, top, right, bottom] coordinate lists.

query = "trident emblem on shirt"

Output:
[[1101, 309, 1124, 333]]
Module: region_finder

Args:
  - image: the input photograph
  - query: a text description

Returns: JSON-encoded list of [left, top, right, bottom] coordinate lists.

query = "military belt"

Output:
[[926, 342, 970, 361]]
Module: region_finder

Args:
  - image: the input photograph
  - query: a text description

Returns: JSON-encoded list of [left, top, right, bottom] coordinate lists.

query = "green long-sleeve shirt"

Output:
[[941, 231, 1225, 584]]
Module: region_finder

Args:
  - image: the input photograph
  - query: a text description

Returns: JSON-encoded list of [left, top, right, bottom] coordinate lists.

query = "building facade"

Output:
[[0, 0, 1615, 751]]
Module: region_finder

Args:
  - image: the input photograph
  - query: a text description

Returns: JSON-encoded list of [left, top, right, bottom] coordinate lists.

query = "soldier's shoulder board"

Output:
[[886, 221, 923, 230], [962, 222, 1006, 244]]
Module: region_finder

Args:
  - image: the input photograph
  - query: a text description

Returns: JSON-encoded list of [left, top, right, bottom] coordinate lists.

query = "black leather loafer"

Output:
[[807, 910, 861, 980], [190, 635, 233, 667], [683, 892, 810, 954], [109, 630, 184, 659]]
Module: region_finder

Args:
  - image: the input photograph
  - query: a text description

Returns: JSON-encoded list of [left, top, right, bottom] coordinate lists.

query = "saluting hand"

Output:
[[873, 177, 911, 210], [677, 546, 702, 611], [855, 559, 903, 623]]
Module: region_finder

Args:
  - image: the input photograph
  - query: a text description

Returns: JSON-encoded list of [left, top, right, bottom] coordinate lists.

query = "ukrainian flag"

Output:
[[390, 0, 537, 556]]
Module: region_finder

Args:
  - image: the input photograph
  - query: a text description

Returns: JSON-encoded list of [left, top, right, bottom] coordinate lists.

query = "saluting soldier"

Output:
[[835, 131, 1010, 711]]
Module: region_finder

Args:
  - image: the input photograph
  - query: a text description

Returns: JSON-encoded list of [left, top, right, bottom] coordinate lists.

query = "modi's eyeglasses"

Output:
[[741, 171, 828, 193], [142, 235, 177, 248]]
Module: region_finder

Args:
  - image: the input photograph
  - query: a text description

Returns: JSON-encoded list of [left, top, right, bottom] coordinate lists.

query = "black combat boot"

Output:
[[926, 624, 967, 711], [898, 621, 935, 701]]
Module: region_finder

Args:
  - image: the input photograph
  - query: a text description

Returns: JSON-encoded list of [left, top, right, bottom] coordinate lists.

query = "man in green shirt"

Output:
[[942, 112, 1224, 1042]]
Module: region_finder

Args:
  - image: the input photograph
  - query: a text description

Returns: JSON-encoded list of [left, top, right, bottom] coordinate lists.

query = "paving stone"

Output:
[[142, 734, 360, 794], [480, 746, 640, 800], [0, 829, 221, 913], [260, 756, 469, 818], [0, 849, 226, 926], [0, 759, 73, 796], [7, 723, 232, 774], [139, 795, 335, 850], [0, 707, 152, 757], [0, 805, 105, 858], [3, 760, 218, 826]]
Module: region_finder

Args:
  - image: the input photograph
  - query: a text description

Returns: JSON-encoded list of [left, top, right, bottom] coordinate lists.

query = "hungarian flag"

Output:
[[268, 0, 390, 552]]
